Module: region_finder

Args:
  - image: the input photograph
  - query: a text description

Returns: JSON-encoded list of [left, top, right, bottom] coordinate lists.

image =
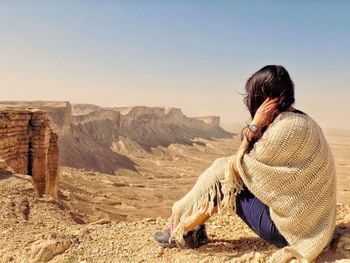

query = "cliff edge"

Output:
[[0, 101, 234, 174], [0, 106, 59, 198]]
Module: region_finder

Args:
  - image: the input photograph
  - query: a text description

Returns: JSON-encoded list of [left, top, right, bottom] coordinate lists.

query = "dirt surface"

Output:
[[58, 137, 241, 223], [1, 172, 349, 263], [1, 136, 350, 262], [58, 134, 350, 225], [324, 129, 350, 205]]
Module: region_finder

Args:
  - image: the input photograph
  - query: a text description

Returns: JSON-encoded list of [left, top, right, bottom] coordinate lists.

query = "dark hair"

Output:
[[242, 65, 295, 151], [244, 65, 295, 119]]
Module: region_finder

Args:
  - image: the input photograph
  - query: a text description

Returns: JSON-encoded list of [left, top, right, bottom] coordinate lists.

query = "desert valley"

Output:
[[0, 101, 349, 263]]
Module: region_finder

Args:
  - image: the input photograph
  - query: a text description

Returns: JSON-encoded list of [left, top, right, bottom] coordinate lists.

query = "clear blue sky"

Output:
[[0, 1, 349, 129]]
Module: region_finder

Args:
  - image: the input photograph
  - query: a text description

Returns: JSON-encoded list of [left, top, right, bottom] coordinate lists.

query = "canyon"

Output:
[[0, 101, 349, 262], [0, 101, 232, 174]]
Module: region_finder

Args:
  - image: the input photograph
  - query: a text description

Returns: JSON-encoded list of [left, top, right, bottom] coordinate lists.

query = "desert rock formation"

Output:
[[114, 105, 231, 149], [194, 115, 220, 127], [64, 104, 233, 173], [0, 106, 59, 198], [0, 101, 233, 174], [0, 101, 72, 136], [0, 101, 349, 262]]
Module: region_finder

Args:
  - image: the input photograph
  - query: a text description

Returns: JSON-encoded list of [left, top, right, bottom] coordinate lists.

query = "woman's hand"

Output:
[[236, 97, 278, 160], [251, 98, 278, 128]]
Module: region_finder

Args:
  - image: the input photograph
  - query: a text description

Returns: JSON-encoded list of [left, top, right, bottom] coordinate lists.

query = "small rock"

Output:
[[29, 235, 74, 263], [90, 219, 111, 225]]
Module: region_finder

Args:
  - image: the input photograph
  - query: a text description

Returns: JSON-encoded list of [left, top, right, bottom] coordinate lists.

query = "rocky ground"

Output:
[[1, 172, 349, 263], [1, 136, 350, 262]]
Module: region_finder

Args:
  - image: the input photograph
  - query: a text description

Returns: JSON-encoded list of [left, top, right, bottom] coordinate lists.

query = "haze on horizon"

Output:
[[0, 1, 349, 130]]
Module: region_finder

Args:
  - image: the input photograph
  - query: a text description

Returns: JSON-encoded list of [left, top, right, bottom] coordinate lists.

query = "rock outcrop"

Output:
[[60, 115, 135, 174], [30, 234, 76, 263], [72, 108, 120, 125], [0, 101, 72, 136], [61, 104, 234, 173], [0, 107, 59, 198], [0, 101, 234, 174], [71, 103, 103, 116], [194, 116, 220, 128], [113, 105, 232, 149]]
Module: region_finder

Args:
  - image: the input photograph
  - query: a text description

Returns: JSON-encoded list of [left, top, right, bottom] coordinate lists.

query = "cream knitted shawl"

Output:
[[235, 111, 336, 262], [170, 111, 336, 262]]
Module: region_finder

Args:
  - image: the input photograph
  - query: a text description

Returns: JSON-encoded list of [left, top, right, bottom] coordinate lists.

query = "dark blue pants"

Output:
[[235, 186, 288, 248]]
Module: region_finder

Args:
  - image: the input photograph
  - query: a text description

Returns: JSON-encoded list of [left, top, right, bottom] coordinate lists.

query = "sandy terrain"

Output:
[[59, 131, 350, 225], [324, 129, 350, 205], [0, 101, 349, 262], [1, 144, 349, 263], [59, 137, 240, 223]]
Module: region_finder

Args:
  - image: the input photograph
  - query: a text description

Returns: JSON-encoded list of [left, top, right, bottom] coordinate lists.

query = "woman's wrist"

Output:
[[247, 123, 259, 133], [246, 123, 261, 137], [250, 120, 263, 129], [243, 126, 256, 142]]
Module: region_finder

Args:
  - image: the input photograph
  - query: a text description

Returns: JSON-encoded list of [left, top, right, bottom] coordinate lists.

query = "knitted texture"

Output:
[[236, 111, 337, 262], [170, 111, 336, 262]]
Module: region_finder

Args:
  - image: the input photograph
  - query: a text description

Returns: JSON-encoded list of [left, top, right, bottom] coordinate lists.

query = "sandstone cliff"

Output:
[[0, 106, 59, 198], [0, 101, 233, 174], [194, 116, 220, 128], [0, 101, 72, 136], [115, 106, 230, 149], [71, 103, 105, 116], [62, 104, 233, 173]]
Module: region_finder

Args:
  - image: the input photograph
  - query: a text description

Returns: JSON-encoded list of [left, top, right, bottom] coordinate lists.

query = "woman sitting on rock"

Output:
[[154, 65, 336, 262]]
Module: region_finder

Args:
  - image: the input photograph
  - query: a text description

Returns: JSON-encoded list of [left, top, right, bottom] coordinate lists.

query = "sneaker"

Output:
[[195, 224, 209, 245], [153, 227, 177, 248], [154, 224, 209, 249]]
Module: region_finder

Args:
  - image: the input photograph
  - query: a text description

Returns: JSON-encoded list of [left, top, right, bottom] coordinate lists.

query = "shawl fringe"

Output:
[[170, 157, 243, 244]]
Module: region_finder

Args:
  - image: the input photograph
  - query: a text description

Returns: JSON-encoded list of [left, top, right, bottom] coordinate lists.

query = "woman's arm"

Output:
[[233, 98, 278, 178]]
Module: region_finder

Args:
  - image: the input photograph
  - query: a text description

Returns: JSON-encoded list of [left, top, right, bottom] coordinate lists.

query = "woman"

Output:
[[154, 65, 336, 262]]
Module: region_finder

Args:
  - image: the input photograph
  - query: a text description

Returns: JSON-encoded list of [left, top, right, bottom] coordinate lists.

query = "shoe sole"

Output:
[[153, 229, 208, 249], [153, 239, 201, 249], [154, 240, 177, 248]]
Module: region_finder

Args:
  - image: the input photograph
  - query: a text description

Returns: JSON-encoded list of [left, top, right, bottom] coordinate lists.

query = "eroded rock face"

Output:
[[59, 104, 234, 173], [72, 108, 120, 125], [194, 116, 220, 128], [0, 102, 233, 175], [0, 101, 72, 136], [0, 107, 59, 198]]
